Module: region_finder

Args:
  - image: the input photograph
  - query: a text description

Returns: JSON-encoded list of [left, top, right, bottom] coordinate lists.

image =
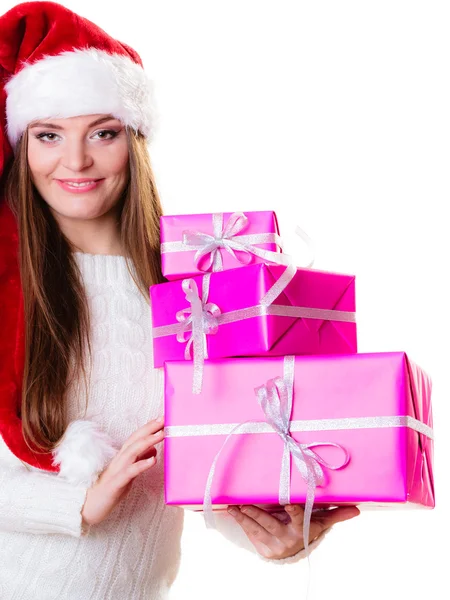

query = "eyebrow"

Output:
[[28, 115, 121, 130]]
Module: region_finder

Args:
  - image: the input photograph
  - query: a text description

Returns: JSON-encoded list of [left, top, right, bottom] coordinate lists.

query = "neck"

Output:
[[52, 208, 124, 256]]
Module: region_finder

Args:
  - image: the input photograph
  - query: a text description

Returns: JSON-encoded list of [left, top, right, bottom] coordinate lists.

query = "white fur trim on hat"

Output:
[[52, 420, 118, 487], [5, 48, 157, 147]]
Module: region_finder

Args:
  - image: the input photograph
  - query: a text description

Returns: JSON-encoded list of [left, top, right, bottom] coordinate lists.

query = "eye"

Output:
[[92, 129, 119, 140], [35, 132, 60, 143]]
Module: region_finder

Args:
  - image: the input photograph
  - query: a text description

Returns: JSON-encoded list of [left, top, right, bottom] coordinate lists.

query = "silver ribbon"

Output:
[[165, 415, 434, 439], [254, 356, 349, 556], [175, 274, 220, 394], [165, 357, 433, 555], [200, 356, 350, 559], [153, 260, 355, 393], [156, 251, 308, 393], [161, 212, 290, 272], [157, 215, 323, 394]]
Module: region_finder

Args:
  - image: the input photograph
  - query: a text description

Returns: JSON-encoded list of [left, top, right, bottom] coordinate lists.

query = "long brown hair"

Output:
[[5, 128, 164, 453]]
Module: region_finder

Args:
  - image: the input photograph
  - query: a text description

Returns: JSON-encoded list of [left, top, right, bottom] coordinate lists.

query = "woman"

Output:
[[0, 3, 359, 599]]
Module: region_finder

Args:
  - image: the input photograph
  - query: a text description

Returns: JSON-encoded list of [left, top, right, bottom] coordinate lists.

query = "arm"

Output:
[[0, 451, 89, 537], [0, 416, 165, 536]]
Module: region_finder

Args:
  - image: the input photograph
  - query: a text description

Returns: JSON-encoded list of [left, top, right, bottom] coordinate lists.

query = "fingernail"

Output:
[[147, 457, 156, 464], [227, 507, 238, 516], [285, 505, 295, 512], [241, 506, 253, 516]]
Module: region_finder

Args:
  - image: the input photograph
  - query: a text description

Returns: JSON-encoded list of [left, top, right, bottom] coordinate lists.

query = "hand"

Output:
[[227, 504, 360, 560], [81, 417, 164, 527]]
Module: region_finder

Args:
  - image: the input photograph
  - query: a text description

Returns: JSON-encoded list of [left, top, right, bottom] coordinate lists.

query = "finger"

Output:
[[227, 507, 276, 547], [127, 430, 164, 460], [121, 419, 164, 451], [239, 505, 286, 538], [313, 506, 360, 529], [136, 446, 157, 462], [120, 418, 165, 452], [116, 456, 158, 488], [286, 504, 360, 537], [284, 504, 305, 529], [116, 430, 164, 469]]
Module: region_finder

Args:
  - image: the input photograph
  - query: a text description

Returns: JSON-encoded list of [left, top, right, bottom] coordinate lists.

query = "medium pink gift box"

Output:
[[150, 263, 357, 368], [160, 211, 284, 280], [164, 353, 434, 509]]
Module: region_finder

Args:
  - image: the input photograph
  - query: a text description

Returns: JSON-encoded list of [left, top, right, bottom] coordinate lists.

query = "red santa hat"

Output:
[[0, 1, 157, 483], [2, 1, 156, 148]]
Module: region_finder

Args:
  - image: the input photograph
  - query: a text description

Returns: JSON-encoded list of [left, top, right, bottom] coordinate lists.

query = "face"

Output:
[[27, 114, 129, 224]]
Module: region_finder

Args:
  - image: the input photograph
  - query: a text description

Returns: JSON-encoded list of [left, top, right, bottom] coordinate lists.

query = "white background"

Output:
[[3, 1, 448, 598]]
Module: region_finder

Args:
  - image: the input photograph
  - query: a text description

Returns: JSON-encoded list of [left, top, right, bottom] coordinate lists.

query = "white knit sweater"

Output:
[[0, 253, 321, 600]]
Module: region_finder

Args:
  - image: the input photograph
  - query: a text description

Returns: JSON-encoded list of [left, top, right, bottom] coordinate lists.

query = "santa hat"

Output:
[[0, 1, 158, 483]]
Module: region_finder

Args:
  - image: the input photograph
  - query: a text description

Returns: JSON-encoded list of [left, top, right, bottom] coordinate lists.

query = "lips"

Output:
[[56, 178, 104, 193], [63, 181, 96, 188]]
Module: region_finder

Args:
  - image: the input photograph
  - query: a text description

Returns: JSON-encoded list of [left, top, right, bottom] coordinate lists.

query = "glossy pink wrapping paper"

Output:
[[160, 211, 281, 280], [164, 353, 434, 509], [150, 263, 356, 368]]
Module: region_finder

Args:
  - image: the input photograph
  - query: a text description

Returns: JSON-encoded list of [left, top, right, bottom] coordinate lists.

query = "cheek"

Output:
[[101, 142, 130, 179], [27, 141, 57, 178]]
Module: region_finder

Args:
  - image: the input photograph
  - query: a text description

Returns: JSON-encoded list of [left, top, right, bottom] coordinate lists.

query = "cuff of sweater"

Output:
[[20, 475, 89, 537], [261, 527, 331, 565]]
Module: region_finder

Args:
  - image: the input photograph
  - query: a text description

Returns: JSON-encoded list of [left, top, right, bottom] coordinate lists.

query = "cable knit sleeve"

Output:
[[0, 443, 88, 537], [208, 509, 329, 564]]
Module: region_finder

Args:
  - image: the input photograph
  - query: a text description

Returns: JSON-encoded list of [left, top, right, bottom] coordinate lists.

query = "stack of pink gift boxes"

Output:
[[150, 210, 434, 542]]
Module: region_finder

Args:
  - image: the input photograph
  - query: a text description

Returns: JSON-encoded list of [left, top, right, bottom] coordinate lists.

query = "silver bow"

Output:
[[254, 355, 350, 556], [182, 212, 289, 272], [203, 356, 350, 559]]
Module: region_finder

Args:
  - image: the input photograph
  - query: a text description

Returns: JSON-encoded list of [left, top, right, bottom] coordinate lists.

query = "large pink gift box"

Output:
[[160, 211, 284, 280], [164, 353, 434, 509], [150, 263, 357, 368]]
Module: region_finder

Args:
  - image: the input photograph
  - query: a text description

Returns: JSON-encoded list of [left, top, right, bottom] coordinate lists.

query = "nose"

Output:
[[61, 139, 94, 172]]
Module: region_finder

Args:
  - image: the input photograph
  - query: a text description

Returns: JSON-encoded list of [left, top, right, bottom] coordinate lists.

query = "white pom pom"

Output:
[[52, 420, 118, 487]]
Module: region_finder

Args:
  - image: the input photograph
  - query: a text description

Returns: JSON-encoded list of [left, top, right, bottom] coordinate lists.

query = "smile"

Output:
[[65, 181, 96, 188], [56, 179, 104, 193]]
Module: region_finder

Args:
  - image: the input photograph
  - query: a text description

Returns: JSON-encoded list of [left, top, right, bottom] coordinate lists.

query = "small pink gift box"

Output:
[[160, 211, 284, 280], [150, 263, 357, 369], [164, 353, 434, 510]]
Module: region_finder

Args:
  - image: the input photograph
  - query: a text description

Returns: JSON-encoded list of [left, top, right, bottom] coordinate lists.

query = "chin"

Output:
[[50, 201, 114, 222], [61, 210, 111, 221]]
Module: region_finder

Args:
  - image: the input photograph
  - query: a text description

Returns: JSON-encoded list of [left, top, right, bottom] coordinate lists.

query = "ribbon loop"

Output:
[[254, 356, 349, 558], [181, 211, 287, 273], [220, 211, 248, 238], [201, 355, 351, 568]]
